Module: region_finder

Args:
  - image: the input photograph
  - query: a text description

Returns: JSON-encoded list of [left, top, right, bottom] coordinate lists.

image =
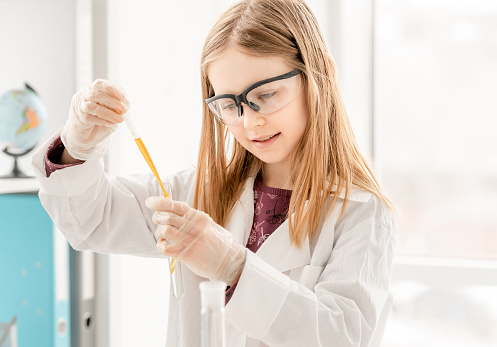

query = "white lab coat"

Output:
[[32, 130, 396, 347]]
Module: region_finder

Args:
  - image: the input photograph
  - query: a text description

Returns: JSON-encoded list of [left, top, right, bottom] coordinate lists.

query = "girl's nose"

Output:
[[241, 104, 264, 129]]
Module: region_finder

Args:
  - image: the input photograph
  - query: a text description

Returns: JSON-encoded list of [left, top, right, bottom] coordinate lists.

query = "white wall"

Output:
[[0, 0, 76, 176]]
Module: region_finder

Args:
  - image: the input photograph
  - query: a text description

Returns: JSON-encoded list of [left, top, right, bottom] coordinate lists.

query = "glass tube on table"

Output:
[[200, 281, 226, 347]]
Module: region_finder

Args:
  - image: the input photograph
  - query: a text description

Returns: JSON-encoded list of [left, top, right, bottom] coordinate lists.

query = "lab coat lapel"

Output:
[[255, 214, 311, 273], [226, 180, 370, 274], [226, 176, 256, 246], [255, 186, 368, 273], [226, 176, 311, 273]]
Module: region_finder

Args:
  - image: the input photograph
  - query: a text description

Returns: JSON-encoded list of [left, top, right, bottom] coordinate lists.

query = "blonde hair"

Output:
[[195, 0, 393, 247]]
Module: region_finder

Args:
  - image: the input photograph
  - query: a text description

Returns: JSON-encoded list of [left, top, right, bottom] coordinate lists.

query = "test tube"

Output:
[[200, 281, 227, 347], [123, 112, 185, 299]]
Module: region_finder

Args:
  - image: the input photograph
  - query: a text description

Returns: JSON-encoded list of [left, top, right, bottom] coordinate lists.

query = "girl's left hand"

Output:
[[145, 196, 247, 286]]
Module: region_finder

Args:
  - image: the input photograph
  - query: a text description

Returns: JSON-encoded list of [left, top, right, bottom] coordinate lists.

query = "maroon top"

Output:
[[44, 136, 84, 177], [225, 175, 292, 304], [44, 139, 292, 305], [246, 177, 292, 253]]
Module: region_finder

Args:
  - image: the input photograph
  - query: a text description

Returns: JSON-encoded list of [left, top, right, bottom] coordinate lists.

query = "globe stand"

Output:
[[1, 146, 35, 178]]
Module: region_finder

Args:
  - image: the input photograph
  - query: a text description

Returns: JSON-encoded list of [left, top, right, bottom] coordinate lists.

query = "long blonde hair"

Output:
[[195, 0, 392, 247]]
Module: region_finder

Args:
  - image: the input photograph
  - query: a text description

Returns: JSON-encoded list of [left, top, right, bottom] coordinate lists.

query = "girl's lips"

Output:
[[251, 133, 281, 149]]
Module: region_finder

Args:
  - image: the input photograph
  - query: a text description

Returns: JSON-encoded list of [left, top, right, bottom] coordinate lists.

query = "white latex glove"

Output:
[[61, 79, 129, 160], [146, 197, 247, 286]]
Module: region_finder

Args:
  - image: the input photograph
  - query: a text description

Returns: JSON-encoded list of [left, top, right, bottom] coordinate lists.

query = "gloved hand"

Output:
[[61, 79, 129, 160], [146, 197, 247, 286]]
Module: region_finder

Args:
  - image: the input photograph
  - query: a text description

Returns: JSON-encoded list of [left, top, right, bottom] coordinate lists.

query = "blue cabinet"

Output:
[[0, 193, 70, 347]]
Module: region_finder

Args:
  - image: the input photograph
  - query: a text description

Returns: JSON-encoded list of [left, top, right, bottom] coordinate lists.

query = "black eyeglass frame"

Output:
[[205, 68, 302, 122]]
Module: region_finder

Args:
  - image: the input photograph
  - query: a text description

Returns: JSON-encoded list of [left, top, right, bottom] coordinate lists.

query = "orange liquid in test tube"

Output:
[[134, 138, 176, 274], [135, 138, 169, 198], [124, 115, 176, 274]]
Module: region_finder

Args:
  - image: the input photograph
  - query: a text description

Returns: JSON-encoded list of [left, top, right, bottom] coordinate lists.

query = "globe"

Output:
[[0, 83, 48, 178]]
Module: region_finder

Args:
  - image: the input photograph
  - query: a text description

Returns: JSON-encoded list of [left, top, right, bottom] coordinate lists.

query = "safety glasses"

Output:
[[205, 69, 302, 126]]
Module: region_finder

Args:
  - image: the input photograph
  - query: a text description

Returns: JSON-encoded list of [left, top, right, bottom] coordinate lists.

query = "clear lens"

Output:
[[208, 98, 239, 125], [207, 72, 302, 126], [246, 74, 302, 115]]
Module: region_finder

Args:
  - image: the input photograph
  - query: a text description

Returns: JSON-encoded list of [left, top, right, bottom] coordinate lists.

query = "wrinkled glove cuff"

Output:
[[214, 243, 247, 286], [61, 124, 115, 160]]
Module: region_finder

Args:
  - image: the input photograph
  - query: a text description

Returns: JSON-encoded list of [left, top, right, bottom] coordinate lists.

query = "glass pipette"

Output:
[[123, 115, 170, 200], [123, 112, 185, 298]]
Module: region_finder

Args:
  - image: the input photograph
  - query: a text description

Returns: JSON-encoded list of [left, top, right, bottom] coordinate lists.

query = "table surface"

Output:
[[0, 178, 40, 194]]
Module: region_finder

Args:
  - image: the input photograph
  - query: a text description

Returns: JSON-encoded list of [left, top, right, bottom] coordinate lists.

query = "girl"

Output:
[[32, 0, 396, 346]]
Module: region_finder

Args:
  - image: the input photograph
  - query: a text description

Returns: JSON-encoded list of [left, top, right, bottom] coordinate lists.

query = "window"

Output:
[[375, 1, 497, 345], [375, 0, 497, 259]]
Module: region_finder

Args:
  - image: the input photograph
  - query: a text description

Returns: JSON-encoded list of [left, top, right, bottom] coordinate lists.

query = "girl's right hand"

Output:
[[61, 79, 129, 160]]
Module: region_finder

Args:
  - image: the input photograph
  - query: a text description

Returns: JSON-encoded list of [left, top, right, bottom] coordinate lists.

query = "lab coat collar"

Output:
[[330, 181, 373, 203], [225, 176, 372, 273], [226, 175, 311, 273]]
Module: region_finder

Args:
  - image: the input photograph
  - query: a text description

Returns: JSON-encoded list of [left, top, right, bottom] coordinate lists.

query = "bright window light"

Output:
[[375, 0, 497, 259]]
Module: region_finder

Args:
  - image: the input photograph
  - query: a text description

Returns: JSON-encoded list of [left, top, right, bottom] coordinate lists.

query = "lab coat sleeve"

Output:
[[31, 129, 195, 257], [225, 195, 396, 346]]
